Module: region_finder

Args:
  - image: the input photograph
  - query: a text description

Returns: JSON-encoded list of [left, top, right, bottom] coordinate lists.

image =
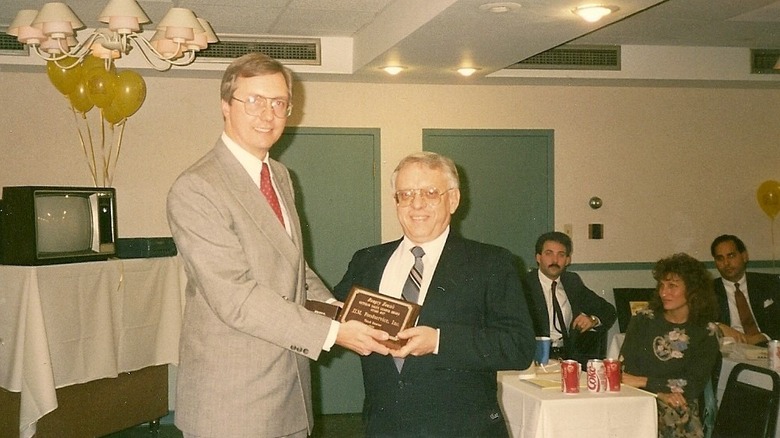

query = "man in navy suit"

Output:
[[711, 234, 780, 346], [334, 151, 535, 437], [524, 231, 616, 365]]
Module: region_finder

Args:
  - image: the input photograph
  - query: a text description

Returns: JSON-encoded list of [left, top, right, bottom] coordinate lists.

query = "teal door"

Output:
[[423, 129, 553, 270], [273, 127, 380, 414]]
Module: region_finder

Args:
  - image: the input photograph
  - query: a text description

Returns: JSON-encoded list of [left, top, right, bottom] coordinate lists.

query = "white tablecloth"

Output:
[[0, 257, 184, 438], [498, 369, 658, 438]]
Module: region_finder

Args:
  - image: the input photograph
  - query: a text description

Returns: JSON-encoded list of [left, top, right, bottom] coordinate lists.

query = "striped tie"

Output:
[[395, 246, 424, 372], [402, 246, 425, 303]]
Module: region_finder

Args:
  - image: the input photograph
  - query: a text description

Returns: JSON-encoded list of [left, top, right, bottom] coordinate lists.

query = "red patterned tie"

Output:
[[734, 282, 759, 336], [260, 162, 284, 227]]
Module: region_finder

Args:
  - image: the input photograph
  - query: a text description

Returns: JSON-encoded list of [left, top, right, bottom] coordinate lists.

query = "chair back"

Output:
[[712, 362, 780, 438]]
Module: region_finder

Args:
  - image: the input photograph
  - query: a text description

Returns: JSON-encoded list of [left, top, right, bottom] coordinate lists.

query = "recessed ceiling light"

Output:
[[572, 5, 619, 23], [479, 2, 522, 14], [457, 67, 479, 77], [382, 66, 405, 75]]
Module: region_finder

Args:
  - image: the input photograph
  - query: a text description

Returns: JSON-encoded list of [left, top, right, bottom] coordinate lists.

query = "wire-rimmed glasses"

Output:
[[231, 95, 292, 118], [394, 187, 455, 207]]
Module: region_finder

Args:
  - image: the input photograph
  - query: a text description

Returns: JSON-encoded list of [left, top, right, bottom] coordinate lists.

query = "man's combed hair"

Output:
[[220, 52, 294, 102], [391, 151, 460, 191], [710, 234, 747, 257], [649, 252, 718, 327], [534, 231, 573, 256]]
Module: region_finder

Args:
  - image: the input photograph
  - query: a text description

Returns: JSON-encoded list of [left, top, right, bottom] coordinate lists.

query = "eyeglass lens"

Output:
[[236, 95, 291, 118], [395, 188, 450, 206]]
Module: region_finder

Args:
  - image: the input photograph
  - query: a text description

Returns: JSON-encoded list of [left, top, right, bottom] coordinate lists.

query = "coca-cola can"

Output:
[[586, 359, 607, 393], [604, 358, 622, 392], [769, 340, 780, 372], [561, 359, 581, 394]]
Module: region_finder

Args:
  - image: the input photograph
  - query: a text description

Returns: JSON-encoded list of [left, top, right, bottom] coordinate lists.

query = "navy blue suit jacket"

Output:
[[714, 272, 780, 341], [333, 234, 535, 437], [524, 269, 616, 361]]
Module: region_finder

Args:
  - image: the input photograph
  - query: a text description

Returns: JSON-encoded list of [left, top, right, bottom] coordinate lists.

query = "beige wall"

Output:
[[2, 70, 779, 264]]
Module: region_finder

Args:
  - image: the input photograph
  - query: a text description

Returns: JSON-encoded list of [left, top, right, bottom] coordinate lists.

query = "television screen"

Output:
[[35, 194, 92, 255]]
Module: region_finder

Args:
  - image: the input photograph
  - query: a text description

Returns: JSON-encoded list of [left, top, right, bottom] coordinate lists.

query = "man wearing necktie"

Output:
[[167, 53, 389, 438], [525, 231, 616, 366], [334, 152, 535, 437], [711, 234, 780, 346]]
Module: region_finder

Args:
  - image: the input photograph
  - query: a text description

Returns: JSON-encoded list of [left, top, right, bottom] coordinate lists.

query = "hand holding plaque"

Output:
[[339, 285, 421, 349]]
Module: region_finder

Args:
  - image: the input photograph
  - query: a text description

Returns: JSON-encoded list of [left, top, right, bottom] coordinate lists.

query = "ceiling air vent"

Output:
[[0, 32, 28, 56], [196, 36, 320, 65], [508, 45, 620, 71], [751, 49, 780, 74]]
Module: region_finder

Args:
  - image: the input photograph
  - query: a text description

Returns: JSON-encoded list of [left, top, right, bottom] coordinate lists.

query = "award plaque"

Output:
[[339, 285, 421, 349]]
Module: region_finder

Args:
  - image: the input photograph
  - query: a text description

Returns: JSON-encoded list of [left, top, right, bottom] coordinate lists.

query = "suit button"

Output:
[[397, 380, 404, 388]]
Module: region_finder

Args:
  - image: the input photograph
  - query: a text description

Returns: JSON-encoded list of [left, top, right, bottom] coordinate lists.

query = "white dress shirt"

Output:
[[537, 270, 572, 347], [724, 273, 763, 334]]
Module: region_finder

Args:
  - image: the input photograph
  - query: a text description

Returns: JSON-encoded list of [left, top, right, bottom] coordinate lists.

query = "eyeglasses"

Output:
[[394, 187, 455, 207], [231, 95, 292, 118]]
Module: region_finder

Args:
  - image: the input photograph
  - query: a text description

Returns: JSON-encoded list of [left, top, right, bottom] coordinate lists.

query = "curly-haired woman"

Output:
[[620, 253, 720, 438]]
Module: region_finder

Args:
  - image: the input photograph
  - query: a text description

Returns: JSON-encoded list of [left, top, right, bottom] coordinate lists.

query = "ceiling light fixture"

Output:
[[572, 5, 618, 23], [7, 0, 218, 71], [479, 2, 522, 14], [382, 66, 405, 75], [457, 67, 479, 77]]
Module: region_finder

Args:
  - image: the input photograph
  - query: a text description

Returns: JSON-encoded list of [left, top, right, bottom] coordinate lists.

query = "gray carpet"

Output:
[[102, 414, 364, 438]]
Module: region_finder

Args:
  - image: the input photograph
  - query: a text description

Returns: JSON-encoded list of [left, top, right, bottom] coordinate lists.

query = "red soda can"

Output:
[[586, 359, 607, 393], [561, 359, 581, 394], [769, 340, 780, 372], [604, 358, 622, 392]]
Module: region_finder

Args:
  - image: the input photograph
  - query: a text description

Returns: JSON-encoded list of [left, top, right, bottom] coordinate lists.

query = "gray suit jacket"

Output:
[[167, 139, 334, 437]]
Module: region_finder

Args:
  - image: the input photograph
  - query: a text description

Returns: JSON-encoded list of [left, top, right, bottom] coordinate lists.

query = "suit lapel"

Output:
[[213, 143, 300, 268]]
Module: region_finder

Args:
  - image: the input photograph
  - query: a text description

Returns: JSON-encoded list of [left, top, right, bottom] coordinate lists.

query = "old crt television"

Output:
[[0, 186, 118, 265]]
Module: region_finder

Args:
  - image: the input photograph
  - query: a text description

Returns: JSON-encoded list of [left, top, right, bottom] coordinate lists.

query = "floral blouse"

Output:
[[619, 309, 720, 401]]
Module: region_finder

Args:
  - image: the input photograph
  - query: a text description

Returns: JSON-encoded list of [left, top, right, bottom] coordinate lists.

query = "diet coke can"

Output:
[[769, 340, 780, 372], [561, 359, 581, 394], [586, 359, 607, 393], [604, 358, 622, 392]]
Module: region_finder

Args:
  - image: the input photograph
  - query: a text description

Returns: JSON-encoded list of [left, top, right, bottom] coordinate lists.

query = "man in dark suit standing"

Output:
[[711, 234, 780, 346], [525, 231, 616, 365], [334, 151, 535, 437]]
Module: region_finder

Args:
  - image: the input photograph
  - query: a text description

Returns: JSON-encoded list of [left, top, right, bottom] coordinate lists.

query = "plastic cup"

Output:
[[535, 336, 551, 365]]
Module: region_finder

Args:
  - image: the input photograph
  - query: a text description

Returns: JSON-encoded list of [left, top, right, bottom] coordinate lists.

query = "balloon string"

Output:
[[70, 106, 98, 186], [99, 110, 110, 187], [107, 120, 126, 187], [772, 219, 777, 271]]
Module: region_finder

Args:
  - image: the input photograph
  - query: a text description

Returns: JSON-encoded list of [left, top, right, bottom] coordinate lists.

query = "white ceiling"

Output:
[[3, 0, 780, 84]]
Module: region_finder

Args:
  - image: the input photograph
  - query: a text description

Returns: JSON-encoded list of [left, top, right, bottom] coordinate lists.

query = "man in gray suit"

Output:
[[167, 53, 390, 438]]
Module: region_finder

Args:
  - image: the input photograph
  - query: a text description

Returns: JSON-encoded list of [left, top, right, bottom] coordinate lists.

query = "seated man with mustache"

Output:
[[524, 231, 616, 366]]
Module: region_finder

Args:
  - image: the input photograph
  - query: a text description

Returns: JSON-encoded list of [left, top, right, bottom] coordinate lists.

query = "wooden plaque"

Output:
[[339, 285, 421, 349]]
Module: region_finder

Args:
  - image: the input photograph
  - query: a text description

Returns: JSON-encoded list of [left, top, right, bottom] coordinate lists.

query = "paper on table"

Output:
[[522, 378, 562, 389]]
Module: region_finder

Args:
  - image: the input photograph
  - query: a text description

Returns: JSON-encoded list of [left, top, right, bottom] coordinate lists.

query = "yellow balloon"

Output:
[[85, 69, 117, 109], [68, 79, 94, 114], [102, 102, 125, 125], [81, 55, 115, 76], [757, 180, 780, 220], [114, 70, 146, 118], [46, 58, 82, 95]]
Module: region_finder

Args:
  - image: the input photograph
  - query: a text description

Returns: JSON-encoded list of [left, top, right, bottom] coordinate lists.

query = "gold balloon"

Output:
[[68, 79, 94, 114], [113, 70, 146, 118], [81, 55, 115, 76], [85, 68, 117, 109], [757, 180, 780, 220], [102, 102, 125, 125], [46, 58, 82, 95]]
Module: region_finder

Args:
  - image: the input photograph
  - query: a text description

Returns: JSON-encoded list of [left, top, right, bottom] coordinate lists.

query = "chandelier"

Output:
[[7, 0, 218, 71]]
